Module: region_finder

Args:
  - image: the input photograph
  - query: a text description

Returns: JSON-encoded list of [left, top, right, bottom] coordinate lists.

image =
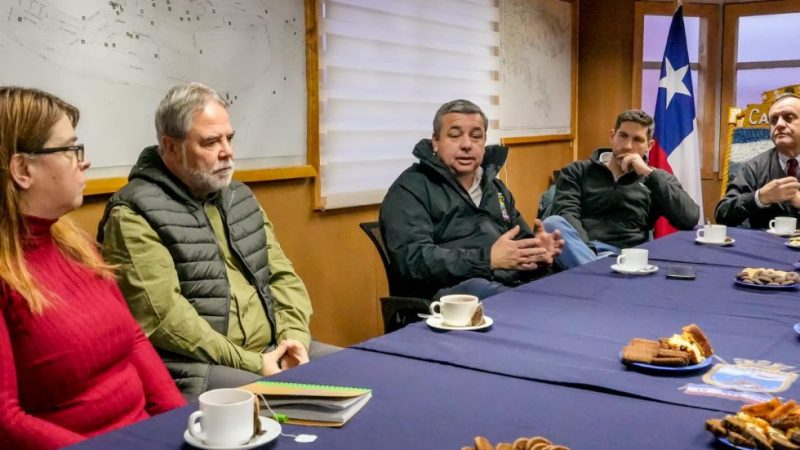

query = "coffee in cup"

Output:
[[187, 388, 255, 446], [696, 224, 727, 243], [429, 294, 479, 327], [616, 248, 649, 270], [769, 216, 797, 235]]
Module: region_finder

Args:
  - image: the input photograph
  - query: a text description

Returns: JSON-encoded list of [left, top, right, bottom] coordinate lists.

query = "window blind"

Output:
[[318, 0, 500, 209]]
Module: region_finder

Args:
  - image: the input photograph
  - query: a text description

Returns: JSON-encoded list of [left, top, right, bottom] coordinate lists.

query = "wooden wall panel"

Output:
[[503, 142, 575, 220], [577, 0, 636, 158]]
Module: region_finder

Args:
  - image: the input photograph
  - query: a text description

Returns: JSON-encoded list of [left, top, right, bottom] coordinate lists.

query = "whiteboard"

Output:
[[0, 0, 307, 179], [499, 0, 572, 138]]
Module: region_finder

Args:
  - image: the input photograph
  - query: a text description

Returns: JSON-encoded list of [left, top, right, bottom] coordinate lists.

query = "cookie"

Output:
[[651, 356, 688, 366], [726, 431, 755, 448], [744, 423, 771, 450], [526, 437, 551, 449], [705, 418, 727, 437], [496, 443, 513, 450], [470, 303, 485, 326], [475, 436, 494, 450], [722, 415, 747, 434], [512, 438, 529, 450], [622, 346, 654, 364]]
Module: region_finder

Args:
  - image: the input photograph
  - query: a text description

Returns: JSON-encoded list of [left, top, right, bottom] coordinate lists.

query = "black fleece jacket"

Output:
[[550, 148, 700, 249]]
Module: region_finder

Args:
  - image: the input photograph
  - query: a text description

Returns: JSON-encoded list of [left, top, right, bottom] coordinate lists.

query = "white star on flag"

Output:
[[658, 57, 691, 108]]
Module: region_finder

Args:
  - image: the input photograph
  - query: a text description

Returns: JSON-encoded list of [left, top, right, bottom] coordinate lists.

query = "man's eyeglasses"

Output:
[[21, 144, 85, 163]]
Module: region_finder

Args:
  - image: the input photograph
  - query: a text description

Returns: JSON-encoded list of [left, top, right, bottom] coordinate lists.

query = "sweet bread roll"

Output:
[[681, 323, 713, 357]]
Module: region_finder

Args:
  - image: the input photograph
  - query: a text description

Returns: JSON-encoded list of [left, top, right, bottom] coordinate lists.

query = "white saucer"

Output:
[[184, 416, 281, 450], [610, 263, 659, 275], [426, 315, 493, 331], [695, 237, 735, 246], [767, 228, 800, 237]]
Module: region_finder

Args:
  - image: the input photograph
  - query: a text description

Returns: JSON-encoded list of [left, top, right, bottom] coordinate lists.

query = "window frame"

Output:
[[720, 0, 800, 177], [632, 1, 721, 180]]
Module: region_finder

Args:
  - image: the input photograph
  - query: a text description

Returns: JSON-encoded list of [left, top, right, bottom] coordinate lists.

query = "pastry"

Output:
[[621, 323, 713, 367], [622, 346, 654, 364], [651, 356, 688, 366], [769, 400, 798, 423], [705, 418, 728, 437], [743, 398, 782, 419], [770, 431, 800, 450], [475, 436, 494, 450], [742, 423, 772, 450], [723, 415, 748, 434], [512, 438, 529, 450], [526, 437, 551, 449], [726, 431, 756, 448]]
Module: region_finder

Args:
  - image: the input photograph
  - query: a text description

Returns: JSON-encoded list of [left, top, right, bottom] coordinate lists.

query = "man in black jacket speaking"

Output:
[[379, 99, 563, 300]]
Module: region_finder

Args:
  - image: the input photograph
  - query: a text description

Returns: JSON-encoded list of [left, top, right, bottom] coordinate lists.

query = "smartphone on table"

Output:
[[666, 264, 696, 280]]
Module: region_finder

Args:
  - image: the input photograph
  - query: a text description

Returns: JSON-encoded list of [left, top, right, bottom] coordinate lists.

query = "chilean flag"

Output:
[[648, 5, 704, 237]]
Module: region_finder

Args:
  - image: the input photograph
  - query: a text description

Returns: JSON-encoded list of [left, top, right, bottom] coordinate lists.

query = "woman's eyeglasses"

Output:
[[21, 144, 85, 163]]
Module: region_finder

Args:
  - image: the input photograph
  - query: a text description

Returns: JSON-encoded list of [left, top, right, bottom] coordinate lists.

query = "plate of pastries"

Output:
[[462, 435, 570, 450], [735, 268, 800, 289], [706, 398, 800, 449], [620, 323, 714, 372]]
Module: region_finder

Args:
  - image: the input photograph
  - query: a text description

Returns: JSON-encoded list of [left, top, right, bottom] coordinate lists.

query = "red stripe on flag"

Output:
[[648, 142, 674, 175], [649, 142, 679, 238]]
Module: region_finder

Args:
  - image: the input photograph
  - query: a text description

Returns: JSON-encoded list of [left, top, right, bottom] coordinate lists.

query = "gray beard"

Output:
[[180, 160, 234, 198]]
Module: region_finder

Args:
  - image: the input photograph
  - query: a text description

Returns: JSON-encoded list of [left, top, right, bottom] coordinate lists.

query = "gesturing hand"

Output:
[[532, 219, 564, 257], [490, 225, 548, 271], [759, 177, 800, 205]]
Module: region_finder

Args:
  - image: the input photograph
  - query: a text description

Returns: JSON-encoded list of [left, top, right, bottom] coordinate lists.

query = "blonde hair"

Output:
[[0, 87, 113, 314]]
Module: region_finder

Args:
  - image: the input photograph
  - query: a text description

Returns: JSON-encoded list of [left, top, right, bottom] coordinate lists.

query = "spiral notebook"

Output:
[[241, 380, 372, 427]]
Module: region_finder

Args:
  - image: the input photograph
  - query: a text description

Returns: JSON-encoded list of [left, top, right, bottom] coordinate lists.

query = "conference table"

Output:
[[68, 228, 800, 450]]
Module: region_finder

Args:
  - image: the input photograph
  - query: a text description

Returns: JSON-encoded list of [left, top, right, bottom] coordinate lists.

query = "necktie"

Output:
[[788, 158, 798, 178]]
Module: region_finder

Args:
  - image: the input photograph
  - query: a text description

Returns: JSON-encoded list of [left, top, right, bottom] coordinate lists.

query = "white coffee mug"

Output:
[[769, 216, 797, 235], [616, 248, 649, 270], [696, 224, 727, 243], [429, 294, 479, 327], [187, 388, 254, 446]]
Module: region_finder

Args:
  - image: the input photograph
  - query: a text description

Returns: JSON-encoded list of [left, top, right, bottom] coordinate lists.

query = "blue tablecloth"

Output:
[[643, 228, 800, 268], [65, 231, 800, 450], [67, 349, 721, 450], [354, 256, 800, 413]]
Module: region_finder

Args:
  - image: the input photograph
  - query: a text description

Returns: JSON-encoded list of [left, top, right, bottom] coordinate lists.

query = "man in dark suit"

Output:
[[716, 93, 800, 228]]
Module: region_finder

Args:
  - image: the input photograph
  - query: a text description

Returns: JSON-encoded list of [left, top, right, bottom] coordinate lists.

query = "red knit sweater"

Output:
[[0, 216, 186, 450]]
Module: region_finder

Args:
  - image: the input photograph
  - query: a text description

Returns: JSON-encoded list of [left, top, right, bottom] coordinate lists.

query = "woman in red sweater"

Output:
[[0, 87, 186, 450]]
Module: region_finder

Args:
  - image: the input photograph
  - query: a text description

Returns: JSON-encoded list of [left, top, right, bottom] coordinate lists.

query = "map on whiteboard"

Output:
[[499, 0, 571, 137], [0, 0, 306, 178]]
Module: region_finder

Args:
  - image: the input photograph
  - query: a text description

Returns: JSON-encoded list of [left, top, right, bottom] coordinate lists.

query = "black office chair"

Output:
[[359, 222, 431, 334]]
